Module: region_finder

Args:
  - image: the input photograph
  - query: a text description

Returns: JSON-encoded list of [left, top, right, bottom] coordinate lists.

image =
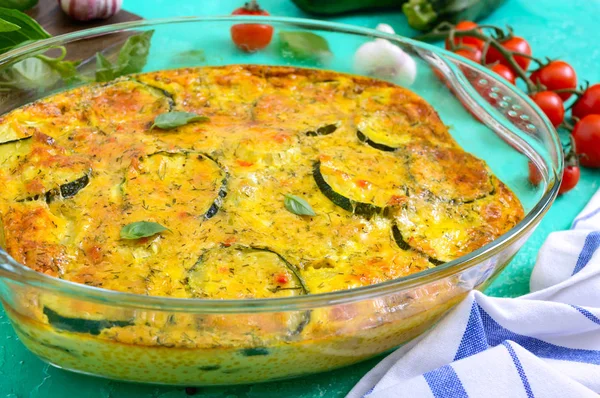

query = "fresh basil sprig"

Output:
[[120, 221, 168, 240], [0, 7, 50, 54], [278, 31, 332, 62], [95, 31, 154, 82], [151, 111, 210, 130], [284, 194, 316, 216]]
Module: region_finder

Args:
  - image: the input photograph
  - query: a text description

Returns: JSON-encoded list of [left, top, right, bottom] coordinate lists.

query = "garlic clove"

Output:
[[354, 27, 417, 86], [59, 0, 123, 22]]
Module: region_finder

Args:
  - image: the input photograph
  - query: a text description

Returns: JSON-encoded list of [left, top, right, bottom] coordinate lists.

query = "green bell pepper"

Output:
[[291, 0, 506, 31], [403, 0, 507, 31], [291, 0, 403, 15], [1, 0, 38, 11]]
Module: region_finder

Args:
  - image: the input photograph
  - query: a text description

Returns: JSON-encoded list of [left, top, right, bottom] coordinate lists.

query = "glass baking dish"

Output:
[[0, 16, 561, 385]]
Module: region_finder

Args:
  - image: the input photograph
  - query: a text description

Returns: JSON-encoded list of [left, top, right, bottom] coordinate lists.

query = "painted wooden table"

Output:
[[0, 0, 599, 396]]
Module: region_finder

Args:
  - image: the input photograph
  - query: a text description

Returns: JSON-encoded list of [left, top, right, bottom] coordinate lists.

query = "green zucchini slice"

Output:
[[123, 151, 227, 220], [312, 149, 410, 217], [305, 123, 338, 137], [407, 145, 494, 203], [389, 196, 496, 263], [186, 245, 308, 299], [5, 134, 91, 202], [43, 307, 133, 336], [313, 161, 383, 217], [392, 225, 444, 266], [357, 130, 397, 152]]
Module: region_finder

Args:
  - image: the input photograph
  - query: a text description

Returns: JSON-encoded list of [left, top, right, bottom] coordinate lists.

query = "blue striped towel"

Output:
[[348, 188, 600, 398]]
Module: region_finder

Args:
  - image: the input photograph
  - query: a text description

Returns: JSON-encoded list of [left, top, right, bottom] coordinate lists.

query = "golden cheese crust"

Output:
[[0, 65, 524, 298]]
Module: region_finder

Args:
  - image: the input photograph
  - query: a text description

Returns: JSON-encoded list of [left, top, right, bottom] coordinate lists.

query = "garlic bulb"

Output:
[[58, 0, 123, 22], [354, 24, 417, 86]]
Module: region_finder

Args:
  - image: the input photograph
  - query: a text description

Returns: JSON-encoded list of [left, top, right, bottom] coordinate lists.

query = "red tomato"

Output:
[[572, 114, 600, 168], [529, 61, 577, 101], [445, 21, 483, 51], [489, 64, 516, 84], [572, 84, 600, 120], [231, 1, 273, 52], [485, 37, 532, 72], [530, 91, 564, 127], [454, 46, 482, 64], [528, 161, 542, 186], [558, 165, 580, 194]]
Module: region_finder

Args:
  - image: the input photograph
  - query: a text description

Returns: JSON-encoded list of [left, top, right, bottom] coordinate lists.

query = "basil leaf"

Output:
[[0, 8, 50, 54], [284, 194, 316, 216], [94, 52, 115, 82], [0, 19, 20, 32], [151, 111, 210, 130], [120, 221, 168, 240], [95, 31, 154, 82], [1, 0, 38, 11], [0, 57, 59, 90], [278, 31, 332, 62]]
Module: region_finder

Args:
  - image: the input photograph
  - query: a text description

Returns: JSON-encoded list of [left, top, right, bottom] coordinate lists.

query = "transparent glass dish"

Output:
[[0, 17, 561, 385]]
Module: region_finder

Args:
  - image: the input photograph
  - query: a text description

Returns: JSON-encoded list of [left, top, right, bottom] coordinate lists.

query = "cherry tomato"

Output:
[[558, 165, 580, 194], [445, 21, 484, 51], [572, 114, 600, 168], [489, 64, 516, 84], [454, 46, 482, 64], [529, 61, 577, 101], [528, 162, 543, 186], [530, 91, 564, 127], [572, 84, 600, 120], [485, 37, 532, 72], [230, 1, 273, 52]]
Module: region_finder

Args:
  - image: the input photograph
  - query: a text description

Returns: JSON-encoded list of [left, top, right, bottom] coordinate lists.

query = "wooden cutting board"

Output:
[[26, 0, 141, 36]]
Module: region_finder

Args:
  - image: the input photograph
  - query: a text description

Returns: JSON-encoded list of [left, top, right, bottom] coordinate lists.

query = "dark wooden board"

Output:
[[26, 0, 141, 36]]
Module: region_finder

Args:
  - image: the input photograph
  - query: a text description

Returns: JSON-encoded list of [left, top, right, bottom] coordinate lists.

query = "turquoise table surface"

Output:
[[1, 0, 599, 396]]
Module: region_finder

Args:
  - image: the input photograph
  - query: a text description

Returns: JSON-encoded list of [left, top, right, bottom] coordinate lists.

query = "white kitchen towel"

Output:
[[348, 188, 600, 398]]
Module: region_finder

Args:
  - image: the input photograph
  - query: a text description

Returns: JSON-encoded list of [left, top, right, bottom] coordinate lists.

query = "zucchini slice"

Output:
[[407, 145, 494, 203], [389, 196, 496, 263], [392, 225, 444, 266], [43, 307, 133, 336], [123, 151, 227, 220], [312, 149, 409, 217], [186, 245, 308, 299], [313, 161, 383, 217], [356, 130, 397, 152], [86, 80, 173, 133], [305, 123, 338, 137], [5, 134, 91, 203]]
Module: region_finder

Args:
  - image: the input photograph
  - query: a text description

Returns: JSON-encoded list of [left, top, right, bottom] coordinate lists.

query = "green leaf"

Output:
[[0, 57, 59, 90], [95, 31, 154, 82], [278, 31, 332, 62], [120, 221, 168, 240], [0, 18, 20, 32], [284, 194, 316, 216], [151, 111, 210, 130], [94, 52, 116, 82], [1, 0, 38, 11], [0, 8, 50, 54]]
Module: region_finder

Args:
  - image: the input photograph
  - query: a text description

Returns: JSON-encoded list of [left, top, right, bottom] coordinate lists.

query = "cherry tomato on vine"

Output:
[[489, 64, 516, 84], [529, 61, 577, 101], [530, 91, 564, 127], [485, 36, 532, 72], [558, 165, 580, 194], [230, 0, 273, 52], [572, 84, 600, 120], [445, 21, 483, 51], [454, 46, 482, 63], [572, 114, 600, 168]]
